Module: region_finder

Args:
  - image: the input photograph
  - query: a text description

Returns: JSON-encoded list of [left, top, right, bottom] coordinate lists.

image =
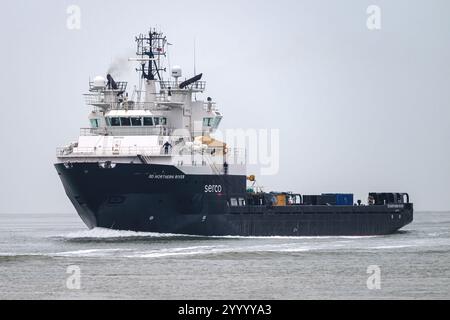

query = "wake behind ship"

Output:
[[55, 29, 413, 236]]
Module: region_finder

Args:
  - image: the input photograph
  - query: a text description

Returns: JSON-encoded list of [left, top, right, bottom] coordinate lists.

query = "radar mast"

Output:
[[134, 28, 167, 81]]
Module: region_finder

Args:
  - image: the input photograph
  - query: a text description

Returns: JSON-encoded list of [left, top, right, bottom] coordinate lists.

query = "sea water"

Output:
[[0, 211, 448, 299]]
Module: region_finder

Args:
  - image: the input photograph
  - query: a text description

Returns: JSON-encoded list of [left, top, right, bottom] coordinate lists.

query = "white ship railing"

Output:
[[84, 93, 107, 106], [159, 80, 206, 92], [88, 81, 127, 92], [203, 102, 219, 112], [56, 146, 246, 165], [84, 98, 178, 111], [80, 127, 173, 136], [57, 146, 163, 156]]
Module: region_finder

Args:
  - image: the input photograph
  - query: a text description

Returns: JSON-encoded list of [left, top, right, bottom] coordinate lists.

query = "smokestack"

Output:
[[106, 74, 118, 90]]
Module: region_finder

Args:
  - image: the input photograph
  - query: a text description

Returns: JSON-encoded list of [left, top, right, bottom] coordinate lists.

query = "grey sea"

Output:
[[0, 211, 449, 300]]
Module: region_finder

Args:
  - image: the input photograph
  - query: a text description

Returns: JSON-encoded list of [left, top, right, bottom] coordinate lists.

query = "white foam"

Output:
[[211, 235, 379, 240], [53, 228, 191, 240], [0, 252, 43, 257], [125, 243, 319, 258], [54, 228, 381, 240], [370, 245, 411, 249], [53, 248, 128, 257]]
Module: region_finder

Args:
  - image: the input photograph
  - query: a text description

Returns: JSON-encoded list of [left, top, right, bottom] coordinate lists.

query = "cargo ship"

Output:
[[55, 29, 413, 236]]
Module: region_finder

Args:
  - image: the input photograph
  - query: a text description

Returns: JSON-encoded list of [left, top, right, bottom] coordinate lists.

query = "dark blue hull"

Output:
[[55, 162, 413, 236]]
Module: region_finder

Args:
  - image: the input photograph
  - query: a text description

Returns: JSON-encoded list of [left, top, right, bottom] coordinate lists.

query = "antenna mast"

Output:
[[193, 37, 196, 76], [134, 28, 167, 81]]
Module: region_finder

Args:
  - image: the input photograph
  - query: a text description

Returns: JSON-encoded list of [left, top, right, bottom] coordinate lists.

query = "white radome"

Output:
[[93, 76, 106, 88], [171, 65, 182, 78]]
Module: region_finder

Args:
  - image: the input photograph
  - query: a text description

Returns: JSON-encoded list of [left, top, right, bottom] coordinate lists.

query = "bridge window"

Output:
[[203, 118, 213, 127], [120, 117, 131, 126], [212, 117, 222, 128], [143, 117, 153, 126], [90, 119, 99, 128], [131, 117, 142, 126], [230, 198, 238, 207], [154, 117, 160, 125], [110, 117, 120, 126], [160, 117, 167, 125]]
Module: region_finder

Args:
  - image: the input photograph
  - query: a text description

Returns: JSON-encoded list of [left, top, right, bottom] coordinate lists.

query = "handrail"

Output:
[[57, 146, 165, 157], [80, 126, 173, 136], [56, 145, 247, 164], [159, 80, 206, 91]]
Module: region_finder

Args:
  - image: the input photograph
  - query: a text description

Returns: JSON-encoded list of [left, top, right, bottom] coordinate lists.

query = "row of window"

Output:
[[104, 116, 167, 127], [90, 116, 219, 128]]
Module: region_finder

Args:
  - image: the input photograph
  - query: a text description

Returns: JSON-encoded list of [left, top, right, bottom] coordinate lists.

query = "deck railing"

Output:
[[56, 145, 246, 165], [159, 80, 206, 92], [80, 126, 173, 136]]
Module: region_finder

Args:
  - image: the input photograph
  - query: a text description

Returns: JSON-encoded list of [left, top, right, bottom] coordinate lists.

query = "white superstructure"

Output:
[[57, 29, 245, 175]]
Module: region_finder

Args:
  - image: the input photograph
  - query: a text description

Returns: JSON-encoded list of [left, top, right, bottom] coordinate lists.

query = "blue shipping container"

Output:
[[336, 194, 353, 205], [321, 193, 354, 206]]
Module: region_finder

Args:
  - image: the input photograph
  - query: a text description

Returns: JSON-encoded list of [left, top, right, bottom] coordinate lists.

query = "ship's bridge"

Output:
[[86, 109, 171, 136]]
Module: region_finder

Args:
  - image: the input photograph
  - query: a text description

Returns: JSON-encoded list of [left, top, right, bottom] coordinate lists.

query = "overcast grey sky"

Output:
[[0, 0, 449, 213]]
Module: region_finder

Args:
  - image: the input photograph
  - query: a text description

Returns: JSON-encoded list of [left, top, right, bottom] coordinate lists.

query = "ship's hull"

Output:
[[55, 162, 413, 236]]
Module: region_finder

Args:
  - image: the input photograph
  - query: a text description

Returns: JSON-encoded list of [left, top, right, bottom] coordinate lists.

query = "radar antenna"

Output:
[[134, 28, 167, 81]]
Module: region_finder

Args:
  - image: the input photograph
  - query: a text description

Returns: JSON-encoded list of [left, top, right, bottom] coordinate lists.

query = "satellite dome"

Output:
[[93, 76, 106, 88], [171, 65, 182, 78]]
